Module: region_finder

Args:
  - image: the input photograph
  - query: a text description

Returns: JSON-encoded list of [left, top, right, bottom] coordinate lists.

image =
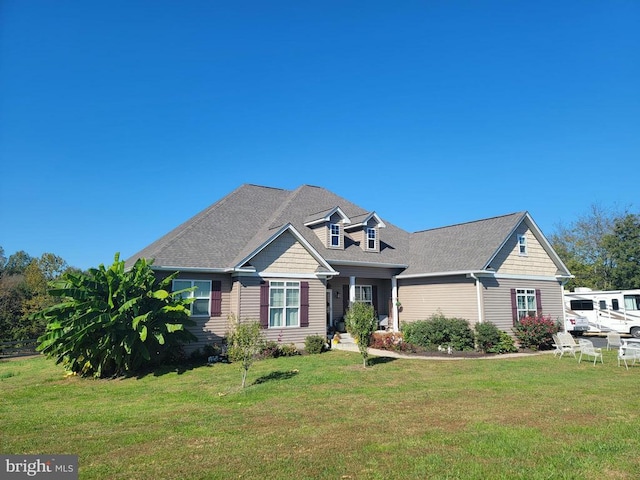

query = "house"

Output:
[[125, 184, 572, 348]]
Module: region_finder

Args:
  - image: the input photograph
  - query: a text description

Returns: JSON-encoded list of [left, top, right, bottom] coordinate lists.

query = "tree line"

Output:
[[0, 247, 81, 342], [548, 206, 640, 292]]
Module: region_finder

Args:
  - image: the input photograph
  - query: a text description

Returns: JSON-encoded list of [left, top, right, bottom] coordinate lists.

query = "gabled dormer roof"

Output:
[[344, 212, 386, 230], [303, 206, 351, 227]]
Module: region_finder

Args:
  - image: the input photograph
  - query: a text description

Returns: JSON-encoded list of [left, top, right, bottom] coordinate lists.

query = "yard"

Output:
[[1, 350, 639, 479]]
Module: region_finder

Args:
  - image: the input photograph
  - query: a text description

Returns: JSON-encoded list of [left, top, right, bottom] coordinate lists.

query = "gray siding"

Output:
[[236, 276, 326, 347], [481, 277, 565, 334], [155, 271, 234, 350], [398, 276, 478, 325]]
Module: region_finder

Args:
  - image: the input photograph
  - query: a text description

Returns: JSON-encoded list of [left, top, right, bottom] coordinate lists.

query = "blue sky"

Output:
[[1, 1, 638, 270]]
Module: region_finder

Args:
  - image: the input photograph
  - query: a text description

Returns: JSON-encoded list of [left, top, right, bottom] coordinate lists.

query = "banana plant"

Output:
[[35, 253, 196, 377]]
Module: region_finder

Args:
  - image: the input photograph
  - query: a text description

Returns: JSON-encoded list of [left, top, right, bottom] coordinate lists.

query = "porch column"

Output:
[[349, 276, 356, 305], [391, 276, 399, 332]]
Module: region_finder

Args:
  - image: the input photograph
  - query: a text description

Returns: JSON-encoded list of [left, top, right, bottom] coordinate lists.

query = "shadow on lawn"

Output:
[[132, 362, 204, 379], [253, 369, 299, 385], [368, 356, 397, 366]]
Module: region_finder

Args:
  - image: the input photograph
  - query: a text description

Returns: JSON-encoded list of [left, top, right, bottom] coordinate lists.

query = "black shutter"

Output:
[[535, 289, 542, 315], [510, 288, 518, 325], [300, 282, 309, 327], [259, 283, 269, 328], [372, 285, 378, 315], [342, 284, 349, 313]]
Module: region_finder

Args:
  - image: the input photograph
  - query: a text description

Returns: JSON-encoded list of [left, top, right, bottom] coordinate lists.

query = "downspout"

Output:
[[469, 273, 483, 324]]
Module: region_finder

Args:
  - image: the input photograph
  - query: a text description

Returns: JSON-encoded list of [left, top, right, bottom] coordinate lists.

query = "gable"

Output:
[[489, 222, 560, 276], [246, 230, 325, 274]]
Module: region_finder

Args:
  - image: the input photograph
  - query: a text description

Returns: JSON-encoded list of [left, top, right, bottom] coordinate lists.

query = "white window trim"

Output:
[[330, 223, 341, 248], [269, 281, 300, 328], [518, 234, 528, 256], [172, 279, 211, 317], [366, 227, 377, 251], [354, 285, 373, 304], [516, 288, 537, 320]]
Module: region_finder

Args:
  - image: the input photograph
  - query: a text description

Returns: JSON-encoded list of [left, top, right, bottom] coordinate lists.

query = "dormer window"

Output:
[[330, 223, 341, 247], [367, 227, 377, 250]]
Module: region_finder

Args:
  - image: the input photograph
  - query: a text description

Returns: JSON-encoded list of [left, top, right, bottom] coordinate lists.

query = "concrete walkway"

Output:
[[331, 342, 552, 360]]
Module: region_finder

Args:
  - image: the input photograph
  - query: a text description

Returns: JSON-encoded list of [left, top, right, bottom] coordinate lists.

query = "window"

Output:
[[516, 288, 537, 319], [269, 281, 300, 328], [599, 300, 607, 310], [624, 295, 640, 310], [612, 299, 619, 310], [367, 227, 377, 250], [172, 280, 211, 317], [330, 223, 340, 247], [570, 299, 593, 310], [518, 234, 528, 255], [354, 285, 372, 304]]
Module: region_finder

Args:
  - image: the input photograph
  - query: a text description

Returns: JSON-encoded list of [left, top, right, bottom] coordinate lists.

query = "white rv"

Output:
[[563, 288, 640, 338]]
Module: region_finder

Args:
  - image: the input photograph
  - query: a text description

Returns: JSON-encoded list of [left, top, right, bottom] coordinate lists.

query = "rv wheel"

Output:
[[631, 327, 640, 339]]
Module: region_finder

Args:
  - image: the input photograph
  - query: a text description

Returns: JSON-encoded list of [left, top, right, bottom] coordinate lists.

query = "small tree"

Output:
[[345, 301, 378, 368], [226, 317, 265, 388]]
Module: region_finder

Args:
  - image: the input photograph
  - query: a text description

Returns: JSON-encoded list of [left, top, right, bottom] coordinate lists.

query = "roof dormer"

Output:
[[304, 207, 351, 250], [344, 212, 386, 253]]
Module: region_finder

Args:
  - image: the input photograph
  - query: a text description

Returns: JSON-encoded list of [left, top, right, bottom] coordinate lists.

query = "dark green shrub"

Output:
[[304, 335, 325, 354], [475, 322, 517, 353], [261, 341, 299, 358], [513, 315, 559, 350], [401, 313, 474, 351]]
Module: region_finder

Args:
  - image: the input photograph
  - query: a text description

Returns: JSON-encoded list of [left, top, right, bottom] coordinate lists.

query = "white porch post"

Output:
[[391, 276, 399, 332], [349, 276, 356, 305]]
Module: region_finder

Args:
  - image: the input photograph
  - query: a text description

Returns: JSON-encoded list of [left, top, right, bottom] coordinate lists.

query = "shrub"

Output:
[[513, 315, 559, 350], [475, 322, 518, 353], [402, 313, 475, 351], [260, 341, 299, 358], [370, 332, 416, 353], [278, 343, 299, 357], [261, 341, 281, 358], [304, 335, 325, 354]]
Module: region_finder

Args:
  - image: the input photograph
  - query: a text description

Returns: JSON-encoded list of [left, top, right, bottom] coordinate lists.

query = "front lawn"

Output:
[[1, 350, 639, 479]]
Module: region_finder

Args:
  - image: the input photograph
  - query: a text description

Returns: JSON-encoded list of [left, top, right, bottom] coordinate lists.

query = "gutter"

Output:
[[397, 269, 493, 280], [327, 259, 409, 269]]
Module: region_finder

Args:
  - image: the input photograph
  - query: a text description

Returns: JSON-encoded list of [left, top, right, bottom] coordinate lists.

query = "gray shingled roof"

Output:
[[125, 185, 545, 276], [402, 213, 526, 276]]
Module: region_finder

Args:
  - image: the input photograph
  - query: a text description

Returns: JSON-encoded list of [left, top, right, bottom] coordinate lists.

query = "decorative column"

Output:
[[391, 276, 399, 332], [349, 276, 356, 305]]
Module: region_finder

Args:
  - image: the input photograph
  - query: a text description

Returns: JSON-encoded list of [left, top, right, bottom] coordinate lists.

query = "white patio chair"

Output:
[[552, 334, 574, 358], [606, 332, 621, 350], [618, 345, 640, 370], [557, 332, 581, 358], [578, 339, 603, 365]]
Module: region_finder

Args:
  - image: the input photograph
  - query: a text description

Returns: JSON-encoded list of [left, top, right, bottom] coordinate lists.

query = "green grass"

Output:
[[1, 350, 639, 479]]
